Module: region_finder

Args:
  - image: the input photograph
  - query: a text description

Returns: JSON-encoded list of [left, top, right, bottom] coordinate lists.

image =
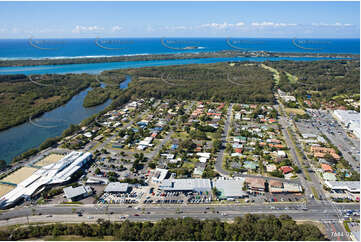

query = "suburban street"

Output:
[[214, 103, 233, 177]]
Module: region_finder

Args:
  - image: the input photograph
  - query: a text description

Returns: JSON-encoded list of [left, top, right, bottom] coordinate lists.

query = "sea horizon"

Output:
[[0, 37, 359, 60]]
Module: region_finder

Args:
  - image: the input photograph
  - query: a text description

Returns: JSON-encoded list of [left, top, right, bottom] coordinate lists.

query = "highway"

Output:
[[0, 203, 358, 240]]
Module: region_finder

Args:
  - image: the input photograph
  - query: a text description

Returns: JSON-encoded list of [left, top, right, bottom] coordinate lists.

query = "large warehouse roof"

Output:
[[160, 179, 211, 191], [64, 185, 92, 200], [104, 182, 129, 193], [213, 179, 247, 198]]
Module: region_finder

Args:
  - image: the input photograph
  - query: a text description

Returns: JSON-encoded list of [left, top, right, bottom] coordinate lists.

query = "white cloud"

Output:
[[164, 25, 190, 31], [112, 25, 124, 32], [199, 22, 245, 29], [251, 22, 297, 27], [235, 22, 245, 27], [72, 25, 104, 33], [311, 22, 353, 27], [146, 25, 155, 32]]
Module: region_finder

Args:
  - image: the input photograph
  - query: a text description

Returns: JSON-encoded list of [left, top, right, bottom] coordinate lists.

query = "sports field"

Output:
[[35, 154, 64, 167], [0, 167, 37, 185]]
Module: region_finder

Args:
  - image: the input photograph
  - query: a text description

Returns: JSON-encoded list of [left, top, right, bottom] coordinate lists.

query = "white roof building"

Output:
[[277, 150, 286, 158], [152, 168, 169, 183], [333, 110, 360, 138], [104, 182, 129, 193], [63, 185, 92, 201], [213, 179, 247, 199], [0, 151, 92, 208], [199, 157, 208, 163], [159, 179, 211, 192], [325, 181, 360, 193], [196, 153, 211, 159]]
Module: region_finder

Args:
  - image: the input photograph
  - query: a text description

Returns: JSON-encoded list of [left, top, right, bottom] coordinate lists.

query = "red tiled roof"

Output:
[[321, 163, 333, 172], [279, 166, 294, 174], [235, 148, 242, 153]]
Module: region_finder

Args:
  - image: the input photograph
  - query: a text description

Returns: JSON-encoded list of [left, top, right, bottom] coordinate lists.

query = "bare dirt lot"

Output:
[[0, 184, 15, 197], [0, 167, 37, 184], [35, 154, 65, 167]]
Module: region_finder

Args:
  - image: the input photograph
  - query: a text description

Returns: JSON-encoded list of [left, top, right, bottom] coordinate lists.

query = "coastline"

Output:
[[0, 50, 358, 67]]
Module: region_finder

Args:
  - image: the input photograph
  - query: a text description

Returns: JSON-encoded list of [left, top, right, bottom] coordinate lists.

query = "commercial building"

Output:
[[0, 151, 92, 208], [104, 182, 129, 193], [245, 177, 265, 193], [269, 180, 303, 193], [63, 185, 92, 201], [325, 181, 360, 193], [333, 110, 360, 138], [213, 178, 248, 199], [159, 179, 211, 193], [325, 181, 360, 201], [151, 168, 169, 183]]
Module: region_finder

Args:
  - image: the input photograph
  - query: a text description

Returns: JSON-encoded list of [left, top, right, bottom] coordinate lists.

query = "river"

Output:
[[0, 77, 131, 163]]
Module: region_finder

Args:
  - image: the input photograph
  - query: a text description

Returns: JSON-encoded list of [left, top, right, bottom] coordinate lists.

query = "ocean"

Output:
[[0, 38, 359, 60]]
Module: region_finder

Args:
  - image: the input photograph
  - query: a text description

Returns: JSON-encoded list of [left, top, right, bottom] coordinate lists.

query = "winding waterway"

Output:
[[0, 77, 131, 163]]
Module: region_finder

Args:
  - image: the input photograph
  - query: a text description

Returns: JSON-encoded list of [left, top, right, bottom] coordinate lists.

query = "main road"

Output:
[[0, 202, 358, 240]]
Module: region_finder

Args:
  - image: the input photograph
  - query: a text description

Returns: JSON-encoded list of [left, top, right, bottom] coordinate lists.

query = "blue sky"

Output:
[[0, 1, 359, 38]]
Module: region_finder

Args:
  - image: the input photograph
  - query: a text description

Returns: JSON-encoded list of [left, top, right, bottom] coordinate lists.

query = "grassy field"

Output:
[[285, 108, 306, 115], [261, 64, 280, 85], [285, 72, 298, 84], [35, 154, 64, 167], [0, 167, 37, 184], [0, 184, 15, 197]]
